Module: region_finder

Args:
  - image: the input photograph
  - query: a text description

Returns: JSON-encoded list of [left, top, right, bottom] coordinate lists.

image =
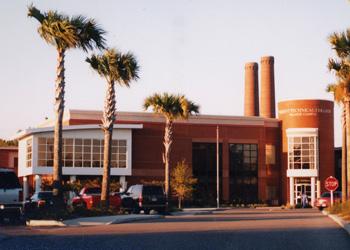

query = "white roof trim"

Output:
[[13, 124, 143, 140], [286, 128, 318, 137]]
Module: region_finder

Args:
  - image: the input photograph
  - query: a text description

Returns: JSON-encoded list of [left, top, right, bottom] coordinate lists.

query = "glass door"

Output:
[[294, 178, 311, 205]]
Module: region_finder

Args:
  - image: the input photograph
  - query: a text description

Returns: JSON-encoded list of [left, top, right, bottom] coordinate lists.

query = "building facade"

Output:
[[14, 56, 335, 206], [0, 147, 18, 173]]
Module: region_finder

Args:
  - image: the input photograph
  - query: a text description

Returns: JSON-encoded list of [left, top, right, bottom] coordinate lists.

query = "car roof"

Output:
[[0, 168, 15, 172]]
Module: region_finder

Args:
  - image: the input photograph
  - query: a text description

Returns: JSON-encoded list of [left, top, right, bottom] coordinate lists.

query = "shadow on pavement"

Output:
[[0, 227, 349, 250]]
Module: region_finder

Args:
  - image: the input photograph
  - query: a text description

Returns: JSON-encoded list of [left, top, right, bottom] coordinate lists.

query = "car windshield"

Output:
[[0, 172, 21, 189], [143, 186, 164, 195], [321, 192, 330, 198], [38, 192, 53, 199]]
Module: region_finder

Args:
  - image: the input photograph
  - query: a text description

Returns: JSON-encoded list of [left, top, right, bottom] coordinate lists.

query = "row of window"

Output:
[[26, 135, 318, 171], [28, 137, 127, 168], [288, 136, 318, 170]]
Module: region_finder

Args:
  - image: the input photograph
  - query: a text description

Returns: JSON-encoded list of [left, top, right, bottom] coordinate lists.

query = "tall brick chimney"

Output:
[[260, 56, 276, 118], [244, 62, 259, 116]]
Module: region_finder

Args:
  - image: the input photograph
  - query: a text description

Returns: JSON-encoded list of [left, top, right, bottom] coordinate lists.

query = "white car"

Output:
[[0, 168, 23, 223]]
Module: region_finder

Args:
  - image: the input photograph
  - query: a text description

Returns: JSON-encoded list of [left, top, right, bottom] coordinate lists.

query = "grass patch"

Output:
[[326, 201, 350, 222]]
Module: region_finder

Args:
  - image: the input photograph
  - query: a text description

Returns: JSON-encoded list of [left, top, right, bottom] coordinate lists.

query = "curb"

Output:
[[322, 210, 350, 236], [171, 210, 214, 216], [26, 220, 66, 227], [111, 215, 163, 224]]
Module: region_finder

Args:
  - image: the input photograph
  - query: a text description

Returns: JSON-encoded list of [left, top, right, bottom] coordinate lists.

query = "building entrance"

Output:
[[294, 180, 311, 205]]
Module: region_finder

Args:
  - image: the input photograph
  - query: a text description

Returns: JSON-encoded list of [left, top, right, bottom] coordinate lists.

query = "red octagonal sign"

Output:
[[325, 176, 339, 192]]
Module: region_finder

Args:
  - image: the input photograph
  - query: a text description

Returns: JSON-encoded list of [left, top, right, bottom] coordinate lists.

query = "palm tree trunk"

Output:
[[163, 119, 173, 199], [53, 48, 65, 198], [345, 98, 350, 200], [101, 80, 116, 209], [341, 106, 347, 203]]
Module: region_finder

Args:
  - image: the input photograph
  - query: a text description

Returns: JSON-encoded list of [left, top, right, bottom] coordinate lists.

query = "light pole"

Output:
[[216, 125, 220, 209]]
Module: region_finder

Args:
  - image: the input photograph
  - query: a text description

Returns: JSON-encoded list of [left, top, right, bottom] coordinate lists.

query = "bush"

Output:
[[25, 207, 71, 221], [26, 202, 122, 221]]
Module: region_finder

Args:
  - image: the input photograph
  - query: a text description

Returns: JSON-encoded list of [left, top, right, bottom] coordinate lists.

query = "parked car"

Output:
[[72, 187, 122, 210], [25, 191, 56, 211], [121, 184, 166, 214], [0, 168, 23, 223], [314, 191, 342, 210]]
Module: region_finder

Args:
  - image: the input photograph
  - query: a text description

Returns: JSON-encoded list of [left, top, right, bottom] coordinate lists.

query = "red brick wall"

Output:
[[68, 116, 282, 203], [131, 122, 281, 203], [0, 147, 18, 174]]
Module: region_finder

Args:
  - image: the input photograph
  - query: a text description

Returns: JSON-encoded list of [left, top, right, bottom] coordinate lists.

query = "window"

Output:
[[63, 138, 73, 167], [38, 137, 53, 167], [229, 143, 258, 203], [92, 139, 102, 168], [37, 137, 127, 168], [192, 143, 223, 206], [111, 140, 127, 168], [265, 145, 275, 165], [26, 138, 32, 167], [288, 136, 317, 170]]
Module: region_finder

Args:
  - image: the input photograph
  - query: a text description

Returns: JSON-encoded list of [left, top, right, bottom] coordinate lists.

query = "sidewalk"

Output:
[[27, 214, 163, 227], [170, 207, 227, 216], [322, 210, 350, 236], [27, 207, 224, 226]]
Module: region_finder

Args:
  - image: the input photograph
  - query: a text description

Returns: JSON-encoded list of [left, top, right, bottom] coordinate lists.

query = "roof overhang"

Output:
[[13, 124, 143, 141]]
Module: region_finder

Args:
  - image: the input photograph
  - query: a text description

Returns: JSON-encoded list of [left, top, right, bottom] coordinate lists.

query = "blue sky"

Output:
[[0, 0, 349, 146]]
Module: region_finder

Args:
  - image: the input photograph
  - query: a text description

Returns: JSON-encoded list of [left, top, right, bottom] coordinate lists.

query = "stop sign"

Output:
[[325, 176, 339, 192]]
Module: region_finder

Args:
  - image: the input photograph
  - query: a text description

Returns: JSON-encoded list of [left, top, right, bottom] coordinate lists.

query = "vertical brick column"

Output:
[[260, 56, 276, 118], [244, 62, 259, 116]]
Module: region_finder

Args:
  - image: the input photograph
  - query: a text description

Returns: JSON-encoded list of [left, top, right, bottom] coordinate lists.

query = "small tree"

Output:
[[171, 160, 197, 209]]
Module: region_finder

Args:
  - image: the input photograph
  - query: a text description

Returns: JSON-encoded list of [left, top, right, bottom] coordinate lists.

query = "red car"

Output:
[[314, 191, 342, 210], [72, 187, 122, 210]]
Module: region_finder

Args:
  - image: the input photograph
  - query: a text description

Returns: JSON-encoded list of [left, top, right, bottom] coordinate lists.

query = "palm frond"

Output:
[[329, 31, 350, 58], [143, 93, 200, 121], [27, 4, 45, 23], [86, 48, 139, 86], [28, 5, 106, 52], [71, 15, 106, 51]]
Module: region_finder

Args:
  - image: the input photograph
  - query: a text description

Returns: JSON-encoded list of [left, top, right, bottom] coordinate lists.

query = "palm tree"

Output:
[[327, 30, 350, 200], [86, 48, 139, 208], [326, 82, 347, 203], [28, 5, 106, 198], [143, 93, 199, 198]]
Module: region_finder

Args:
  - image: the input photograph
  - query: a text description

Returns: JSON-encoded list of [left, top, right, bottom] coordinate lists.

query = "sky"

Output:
[[0, 0, 349, 146]]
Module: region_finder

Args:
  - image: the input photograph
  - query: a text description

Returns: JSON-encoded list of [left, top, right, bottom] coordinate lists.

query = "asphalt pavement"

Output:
[[0, 208, 349, 250]]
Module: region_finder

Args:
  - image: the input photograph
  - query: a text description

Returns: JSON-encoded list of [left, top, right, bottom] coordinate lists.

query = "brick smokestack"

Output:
[[244, 62, 259, 116], [260, 56, 276, 118]]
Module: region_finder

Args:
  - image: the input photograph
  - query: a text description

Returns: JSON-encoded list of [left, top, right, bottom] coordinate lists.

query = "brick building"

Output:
[[0, 146, 18, 174], [14, 56, 335, 206]]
